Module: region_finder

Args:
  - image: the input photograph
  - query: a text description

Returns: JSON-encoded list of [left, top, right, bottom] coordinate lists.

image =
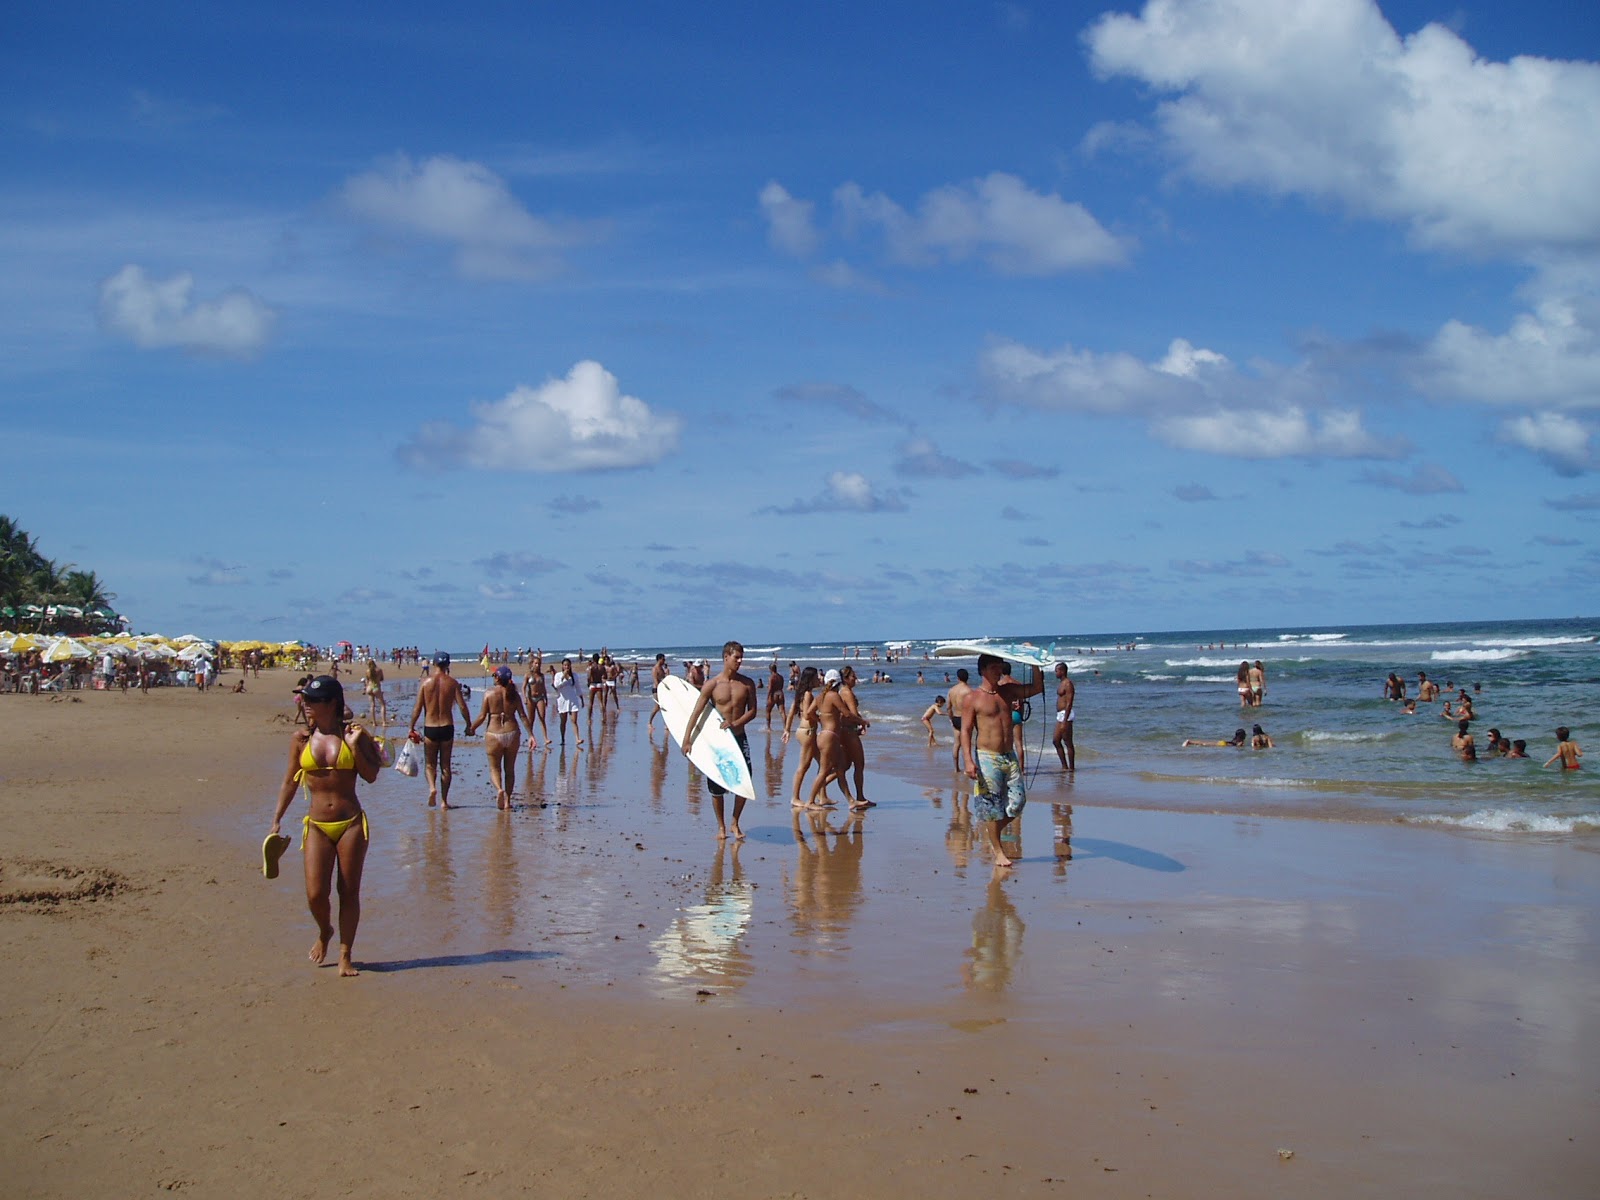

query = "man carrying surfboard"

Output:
[[683, 640, 758, 841], [960, 654, 1045, 869]]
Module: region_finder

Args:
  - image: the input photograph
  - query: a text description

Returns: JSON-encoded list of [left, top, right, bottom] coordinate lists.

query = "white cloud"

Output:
[[1499, 412, 1593, 476], [758, 181, 820, 257], [1085, 0, 1600, 257], [981, 334, 1403, 460], [762, 471, 909, 514], [399, 360, 682, 472], [341, 153, 596, 280], [1414, 296, 1600, 408], [894, 437, 981, 479], [98, 264, 276, 357], [834, 173, 1127, 274]]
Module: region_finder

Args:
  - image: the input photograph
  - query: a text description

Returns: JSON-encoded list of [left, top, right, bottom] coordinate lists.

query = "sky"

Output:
[[4, 0, 1599, 649]]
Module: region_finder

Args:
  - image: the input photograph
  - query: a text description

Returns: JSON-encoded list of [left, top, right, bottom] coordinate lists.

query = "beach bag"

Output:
[[393, 738, 420, 778]]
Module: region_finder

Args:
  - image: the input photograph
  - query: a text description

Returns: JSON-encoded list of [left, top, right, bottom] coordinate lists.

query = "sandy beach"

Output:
[[2, 670, 1596, 1198]]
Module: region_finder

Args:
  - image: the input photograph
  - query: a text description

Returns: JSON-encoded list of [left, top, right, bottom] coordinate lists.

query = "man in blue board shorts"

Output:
[[959, 653, 1044, 869], [682, 640, 757, 842]]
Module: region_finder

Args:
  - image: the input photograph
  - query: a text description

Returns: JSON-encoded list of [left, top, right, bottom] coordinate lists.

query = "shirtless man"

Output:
[[946, 668, 972, 772], [959, 654, 1044, 869], [586, 655, 608, 718], [1417, 671, 1440, 702], [682, 641, 758, 841], [646, 652, 670, 729], [765, 661, 787, 729], [408, 652, 472, 809], [1051, 662, 1076, 771]]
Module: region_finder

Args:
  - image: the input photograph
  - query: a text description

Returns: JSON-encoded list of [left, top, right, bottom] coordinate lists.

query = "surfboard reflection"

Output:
[[649, 843, 754, 993]]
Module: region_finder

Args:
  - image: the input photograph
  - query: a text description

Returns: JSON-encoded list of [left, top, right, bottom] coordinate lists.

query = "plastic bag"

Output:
[[393, 738, 420, 778]]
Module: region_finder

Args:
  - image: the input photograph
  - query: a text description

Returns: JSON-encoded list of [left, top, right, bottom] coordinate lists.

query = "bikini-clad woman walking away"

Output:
[[469, 666, 530, 809]]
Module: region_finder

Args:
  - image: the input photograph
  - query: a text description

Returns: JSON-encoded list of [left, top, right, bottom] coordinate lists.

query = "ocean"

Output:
[[387, 616, 1597, 837]]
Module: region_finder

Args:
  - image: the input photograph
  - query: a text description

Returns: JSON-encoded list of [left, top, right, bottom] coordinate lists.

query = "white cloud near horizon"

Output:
[[341, 153, 599, 280], [1412, 295, 1600, 408], [1084, 0, 1600, 258], [759, 173, 1127, 279], [981, 335, 1405, 460], [98, 264, 276, 356], [399, 360, 682, 472]]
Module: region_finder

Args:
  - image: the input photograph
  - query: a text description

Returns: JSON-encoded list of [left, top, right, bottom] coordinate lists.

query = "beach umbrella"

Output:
[[44, 637, 92, 662], [173, 634, 209, 646], [176, 644, 212, 663], [10, 633, 40, 654]]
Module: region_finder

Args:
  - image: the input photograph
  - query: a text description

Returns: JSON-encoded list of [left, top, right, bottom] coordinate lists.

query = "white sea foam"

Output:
[[1185, 675, 1238, 683], [1300, 730, 1396, 743], [1167, 657, 1247, 668], [1408, 809, 1600, 834], [1277, 632, 1347, 643], [1430, 648, 1528, 663], [1476, 636, 1596, 648]]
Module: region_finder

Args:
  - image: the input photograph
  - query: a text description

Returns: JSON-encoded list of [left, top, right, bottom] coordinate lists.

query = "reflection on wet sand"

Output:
[[1052, 802, 1074, 877], [761, 731, 787, 800], [944, 785, 975, 874], [650, 842, 754, 993], [964, 874, 1025, 995], [647, 731, 670, 811], [786, 810, 866, 956], [478, 816, 520, 940]]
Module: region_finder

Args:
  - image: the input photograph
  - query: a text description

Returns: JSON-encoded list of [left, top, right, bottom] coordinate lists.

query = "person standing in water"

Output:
[[682, 641, 758, 841], [960, 654, 1044, 869], [1544, 727, 1583, 770], [946, 668, 972, 773], [1051, 661, 1076, 771]]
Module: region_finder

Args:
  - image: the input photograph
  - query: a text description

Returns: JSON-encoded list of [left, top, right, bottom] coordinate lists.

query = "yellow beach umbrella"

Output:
[[44, 637, 92, 662], [10, 633, 39, 654]]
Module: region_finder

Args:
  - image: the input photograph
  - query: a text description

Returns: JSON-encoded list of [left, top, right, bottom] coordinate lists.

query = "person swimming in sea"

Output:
[[1183, 729, 1247, 748], [1250, 724, 1274, 749]]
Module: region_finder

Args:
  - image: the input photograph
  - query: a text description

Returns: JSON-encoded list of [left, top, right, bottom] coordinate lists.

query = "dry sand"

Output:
[[2, 669, 1596, 1197]]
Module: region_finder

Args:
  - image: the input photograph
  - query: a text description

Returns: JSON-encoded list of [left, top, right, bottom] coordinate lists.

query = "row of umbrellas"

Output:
[[1, 631, 217, 664]]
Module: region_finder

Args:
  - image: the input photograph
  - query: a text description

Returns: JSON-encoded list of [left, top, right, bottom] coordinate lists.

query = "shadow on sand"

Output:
[[1068, 838, 1186, 873], [360, 949, 559, 973]]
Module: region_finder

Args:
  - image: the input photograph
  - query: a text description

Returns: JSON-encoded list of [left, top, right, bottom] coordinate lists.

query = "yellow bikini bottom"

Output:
[[301, 810, 369, 848]]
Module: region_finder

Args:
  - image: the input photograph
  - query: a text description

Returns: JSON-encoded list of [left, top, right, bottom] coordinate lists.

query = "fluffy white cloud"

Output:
[[1085, 0, 1600, 256], [835, 173, 1127, 274], [1414, 296, 1600, 408], [399, 361, 681, 472], [341, 154, 595, 279], [98, 265, 275, 356], [758, 181, 821, 258], [1499, 412, 1593, 476], [761, 173, 1125, 279], [982, 334, 1403, 460]]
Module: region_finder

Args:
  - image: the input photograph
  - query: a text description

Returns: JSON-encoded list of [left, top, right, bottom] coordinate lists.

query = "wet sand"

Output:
[[2, 671, 1596, 1197]]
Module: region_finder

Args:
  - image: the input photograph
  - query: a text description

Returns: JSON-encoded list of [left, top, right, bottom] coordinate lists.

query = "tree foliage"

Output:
[[0, 515, 120, 632]]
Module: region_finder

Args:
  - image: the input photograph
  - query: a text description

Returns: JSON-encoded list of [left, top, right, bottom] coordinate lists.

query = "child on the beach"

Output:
[[1543, 727, 1583, 770], [921, 696, 946, 744]]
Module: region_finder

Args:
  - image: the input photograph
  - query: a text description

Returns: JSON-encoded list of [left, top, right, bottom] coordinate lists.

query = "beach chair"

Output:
[[38, 671, 66, 693]]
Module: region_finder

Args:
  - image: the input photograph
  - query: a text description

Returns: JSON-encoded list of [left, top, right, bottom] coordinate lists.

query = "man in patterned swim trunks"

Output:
[[959, 653, 1044, 868], [682, 640, 757, 842]]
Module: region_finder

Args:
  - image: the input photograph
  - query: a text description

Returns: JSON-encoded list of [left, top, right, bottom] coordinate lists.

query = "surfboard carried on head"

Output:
[[655, 674, 756, 799], [932, 640, 1059, 669]]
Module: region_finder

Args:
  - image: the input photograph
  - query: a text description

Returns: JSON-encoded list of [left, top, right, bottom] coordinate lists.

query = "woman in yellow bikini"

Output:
[[268, 675, 381, 977]]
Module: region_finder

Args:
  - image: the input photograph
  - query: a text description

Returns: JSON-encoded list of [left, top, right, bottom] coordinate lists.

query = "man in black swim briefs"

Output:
[[408, 652, 472, 809]]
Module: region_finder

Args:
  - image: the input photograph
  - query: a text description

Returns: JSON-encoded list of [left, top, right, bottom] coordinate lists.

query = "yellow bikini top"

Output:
[[300, 733, 356, 773]]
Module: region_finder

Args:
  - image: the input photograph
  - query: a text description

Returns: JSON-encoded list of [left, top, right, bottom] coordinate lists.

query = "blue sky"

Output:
[[5, 0, 1598, 648]]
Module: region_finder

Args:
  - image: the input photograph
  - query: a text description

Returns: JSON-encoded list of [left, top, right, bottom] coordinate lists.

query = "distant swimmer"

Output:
[[1249, 660, 1265, 706], [1052, 662, 1076, 771], [1183, 729, 1247, 747], [1451, 719, 1474, 757], [682, 640, 758, 840], [468, 666, 529, 810], [1384, 672, 1406, 701], [921, 696, 947, 744], [1507, 739, 1529, 759], [960, 654, 1045, 870], [1543, 727, 1583, 770], [1250, 724, 1274, 749], [1417, 671, 1439, 702], [270, 675, 382, 977], [408, 653, 472, 809]]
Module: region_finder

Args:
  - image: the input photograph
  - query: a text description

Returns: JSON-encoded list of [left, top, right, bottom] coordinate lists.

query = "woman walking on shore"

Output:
[[470, 666, 531, 808], [267, 675, 381, 977], [784, 666, 820, 807]]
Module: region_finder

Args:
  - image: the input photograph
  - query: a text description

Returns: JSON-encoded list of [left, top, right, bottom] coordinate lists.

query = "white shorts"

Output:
[[1056, 708, 1074, 723]]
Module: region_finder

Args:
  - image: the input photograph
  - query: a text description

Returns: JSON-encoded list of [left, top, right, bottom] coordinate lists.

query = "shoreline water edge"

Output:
[[2, 615, 1596, 1197]]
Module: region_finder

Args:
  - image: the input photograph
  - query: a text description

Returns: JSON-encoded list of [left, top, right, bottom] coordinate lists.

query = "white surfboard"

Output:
[[931, 640, 1059, 669], [656, 674, 756, 799]]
